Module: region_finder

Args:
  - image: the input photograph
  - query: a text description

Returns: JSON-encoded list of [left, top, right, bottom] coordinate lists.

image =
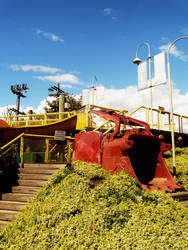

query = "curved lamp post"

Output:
[[91, 75, 98, 105], [167, 36, 188, 175], [133, 42, 153, 126]]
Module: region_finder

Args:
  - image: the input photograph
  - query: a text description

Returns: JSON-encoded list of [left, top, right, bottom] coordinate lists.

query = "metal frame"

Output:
[[0, 133, 74, 167]]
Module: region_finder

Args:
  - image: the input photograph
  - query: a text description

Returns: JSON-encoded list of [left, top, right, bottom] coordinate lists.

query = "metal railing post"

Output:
[[66, 138, 72, 165], [85, 104, 89, 127], [44, 113, 47, 124], [45, 138, 49, 163], [20, 136, 24, 168]]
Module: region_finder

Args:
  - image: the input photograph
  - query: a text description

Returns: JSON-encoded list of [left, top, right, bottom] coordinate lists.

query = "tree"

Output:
[[44, 93, 82, 113], [65, 94, 82, 111]]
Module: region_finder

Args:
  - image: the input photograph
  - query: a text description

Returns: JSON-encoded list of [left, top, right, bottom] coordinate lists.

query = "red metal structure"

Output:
[[73, 109, 183, 192]]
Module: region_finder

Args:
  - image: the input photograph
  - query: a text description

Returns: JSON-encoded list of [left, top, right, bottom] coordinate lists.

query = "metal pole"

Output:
[[45, 138, 49, 163], [167, 36, 188, 175], [16, 95, 20, 121], [59, 93, 64, 119], [20, 136, 24, 168], [148, 48, 153, 128], [167, 57, 176, 175], [135, 42, 153, 127], [92, 87, 95, 105]]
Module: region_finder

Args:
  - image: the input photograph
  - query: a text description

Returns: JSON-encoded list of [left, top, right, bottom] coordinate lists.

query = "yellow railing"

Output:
[[1, 104, 187, 134], [0, 111, 76, 127], [0, 105, 127, 132], [0, 133, 75, 167], [128, 105, 188, 133], [83, 104, 128, 132], [0, 133, 25, 170], [0, 133, 25, 151]]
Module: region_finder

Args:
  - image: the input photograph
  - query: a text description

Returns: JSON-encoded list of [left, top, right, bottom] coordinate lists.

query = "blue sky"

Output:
[[0, 0, 188, 114]]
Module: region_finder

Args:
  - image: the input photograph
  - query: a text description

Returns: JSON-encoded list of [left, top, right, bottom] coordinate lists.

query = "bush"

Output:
[[164, 147, 188, 191], [0, 161, 187, 249]]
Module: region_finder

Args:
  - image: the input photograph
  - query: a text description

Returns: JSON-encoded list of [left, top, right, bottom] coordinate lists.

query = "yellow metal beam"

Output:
[[20, 136, 24, 167], [45, 139, 49, 163], [1, 133, 25, 151]]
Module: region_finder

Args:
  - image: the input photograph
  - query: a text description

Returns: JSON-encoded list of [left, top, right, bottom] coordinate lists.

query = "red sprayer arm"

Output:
[[91, 109, 151, 136]]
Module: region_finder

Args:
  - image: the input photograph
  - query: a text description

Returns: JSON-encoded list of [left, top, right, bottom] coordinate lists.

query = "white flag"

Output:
[[82, 88, 91, 105], [153, 52, 167, 86], [138, 60, 148, 90], [96, 86, 104, 104]]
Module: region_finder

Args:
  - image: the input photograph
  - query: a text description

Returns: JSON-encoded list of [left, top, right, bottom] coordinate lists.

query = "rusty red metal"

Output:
[[73, 109, 183, 192], [74, 131, 103, 164]]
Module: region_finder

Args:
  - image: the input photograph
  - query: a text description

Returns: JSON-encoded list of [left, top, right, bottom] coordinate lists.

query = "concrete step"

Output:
[[180, 200, 188, 207], [0, 201, 25, 211], [170, 191, 188, 201], [12, 186, 40, 194], [18, 173, 50, 181], [18, 179, 46, 187], [0, 210, 18, 221], [0, 163, 61, 231], [1, 193, 33, 202], [19, 168, 57, 174], [22, 163, 65, 169], [0, 220, 10, 231]]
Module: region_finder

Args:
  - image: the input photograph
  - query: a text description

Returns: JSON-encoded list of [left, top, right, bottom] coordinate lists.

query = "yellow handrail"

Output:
[[24, 134, 54, 139], [127, 105, 188, 133], [0, 111, 76, 127], [89, 104, 128, 114], [49, 144, 57, 153], [90, 105, 128, 133], [127, 105, 145, 117], [1, 133, 25, 151], [0, 147, 12, 157], [0, 132, 76, 166]]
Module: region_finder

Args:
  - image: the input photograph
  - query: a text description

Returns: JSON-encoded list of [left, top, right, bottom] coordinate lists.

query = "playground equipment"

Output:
[[73, 109, 183, 192]]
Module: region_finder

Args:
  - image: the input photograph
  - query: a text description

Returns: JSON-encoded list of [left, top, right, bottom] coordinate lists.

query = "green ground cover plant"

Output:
[[0, 149, 187, 249], [163, 147, 188, 191]]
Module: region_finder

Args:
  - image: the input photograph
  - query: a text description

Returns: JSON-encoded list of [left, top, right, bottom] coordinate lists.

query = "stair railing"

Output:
[[0, 133, 25, 172], [0, 133, 75, 168], [0, 111, 76, 127], [128, 105, 188, 134]]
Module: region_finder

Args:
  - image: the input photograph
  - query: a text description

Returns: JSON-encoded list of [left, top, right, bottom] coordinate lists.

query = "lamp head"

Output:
[[133, 57, 142, 65]]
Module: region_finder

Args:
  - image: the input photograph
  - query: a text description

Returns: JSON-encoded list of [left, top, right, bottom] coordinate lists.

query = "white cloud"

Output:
[[82, 84, 188, 132], [60, 84, 73, 89], [159, 43, 188, 61], [103, 8, 118, 20], [104, 8, 113, 15], [10, 64, 61, 74], [181, 28, 188, 35], [36, 29, 42, 35], [0, 105, 15, 116], [161, 37, 169, 42], [69, 70, 80, 75], [34, 96, 56, 113], [1, 84, 188, 133], [35, 73, 80, 84], [10, 65, 20, 71], [82, 84, 188, 118], [36, 29, 64, 42]]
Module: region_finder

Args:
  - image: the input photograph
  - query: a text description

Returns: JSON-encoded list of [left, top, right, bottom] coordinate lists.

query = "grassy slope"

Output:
[[163, 147, 188, 190], [0, 149, 188, 249]]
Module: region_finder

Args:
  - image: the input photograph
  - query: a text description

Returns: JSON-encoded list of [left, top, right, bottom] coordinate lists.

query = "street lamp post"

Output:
[[91, 75, 98, 105], [167, 36, 188, 175], [133, 42, 153, 127]]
